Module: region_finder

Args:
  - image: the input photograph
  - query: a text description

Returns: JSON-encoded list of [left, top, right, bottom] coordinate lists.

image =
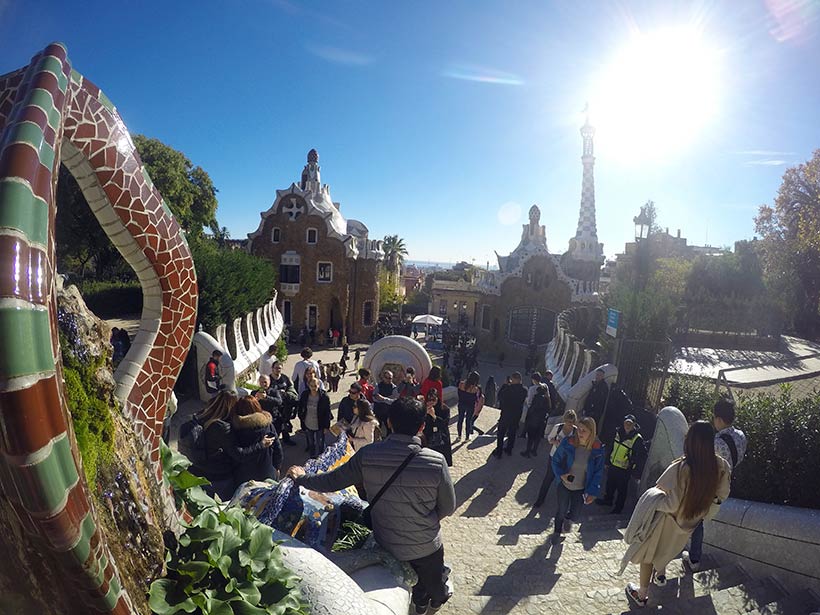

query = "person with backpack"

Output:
[[183, 391, 276, 499], [682, 398, 747, 573], [204, 350, 223, 396], [231, 395, 283, 484], [268, 360, 298, 446], [287, 397, 456, 615], [534, 410, 577, 507], [520, 384, 552, 458], [596, 414, 646, 513]]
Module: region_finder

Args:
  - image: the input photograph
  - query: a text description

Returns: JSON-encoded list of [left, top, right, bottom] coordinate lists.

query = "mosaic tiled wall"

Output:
[[0, 43, 197, 613]]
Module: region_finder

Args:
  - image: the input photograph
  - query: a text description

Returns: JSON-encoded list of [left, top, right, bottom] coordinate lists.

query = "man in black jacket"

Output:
[[493, 372, 528, 458], [582, 368, 609, 425]]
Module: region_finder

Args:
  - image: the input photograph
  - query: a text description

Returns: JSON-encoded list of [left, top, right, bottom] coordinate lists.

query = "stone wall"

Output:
[[193, 295, 284, 400], [544, 305, 602, 399]]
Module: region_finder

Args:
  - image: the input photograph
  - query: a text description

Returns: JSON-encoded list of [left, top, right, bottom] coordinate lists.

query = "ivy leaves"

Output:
[[150, 442, 307, 615]]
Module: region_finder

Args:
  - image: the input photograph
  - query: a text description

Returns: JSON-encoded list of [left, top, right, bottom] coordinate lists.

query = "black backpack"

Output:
[[179, 417, 207, 467]]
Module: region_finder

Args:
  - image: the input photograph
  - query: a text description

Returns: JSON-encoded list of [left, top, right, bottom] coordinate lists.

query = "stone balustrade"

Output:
[[193, 293, 284, 401], [544, 306, 601, 399]]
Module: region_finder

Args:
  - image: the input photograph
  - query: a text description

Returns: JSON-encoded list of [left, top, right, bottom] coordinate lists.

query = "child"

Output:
[[534, 410, 577, 507]]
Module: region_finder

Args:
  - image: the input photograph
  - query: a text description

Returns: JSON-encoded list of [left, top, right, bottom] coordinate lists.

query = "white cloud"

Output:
[[305, 44, 374, 67], [736, 149, 795, 156], [442, 64, 524, 86], [746, 159, 789, 166]]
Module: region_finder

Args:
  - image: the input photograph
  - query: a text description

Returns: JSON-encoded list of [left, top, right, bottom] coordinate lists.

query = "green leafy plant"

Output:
[[150, 442, 307, 614], [663, 375, 719, 423], [331, 521, 372, 552]]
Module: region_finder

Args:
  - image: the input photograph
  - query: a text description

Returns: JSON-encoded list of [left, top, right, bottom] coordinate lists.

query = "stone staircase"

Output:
[[466, 512, 820, 615]]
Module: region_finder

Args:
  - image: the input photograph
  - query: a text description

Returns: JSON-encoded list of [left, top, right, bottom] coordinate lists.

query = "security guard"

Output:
[[596, 414, 646, 513]]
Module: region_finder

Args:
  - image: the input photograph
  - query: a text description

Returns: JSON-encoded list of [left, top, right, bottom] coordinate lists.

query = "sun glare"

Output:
[[590, 27, 723, 163]]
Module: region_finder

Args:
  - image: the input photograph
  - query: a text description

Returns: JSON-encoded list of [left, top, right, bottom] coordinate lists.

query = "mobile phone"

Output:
[[567, 474, 575, 483]]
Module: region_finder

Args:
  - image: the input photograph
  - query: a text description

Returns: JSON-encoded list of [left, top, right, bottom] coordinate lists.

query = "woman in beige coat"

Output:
[[624, 420, 731, 608]]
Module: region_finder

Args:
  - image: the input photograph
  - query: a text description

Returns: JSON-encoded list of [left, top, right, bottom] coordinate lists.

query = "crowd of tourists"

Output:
[[187, 343, 747, 614]]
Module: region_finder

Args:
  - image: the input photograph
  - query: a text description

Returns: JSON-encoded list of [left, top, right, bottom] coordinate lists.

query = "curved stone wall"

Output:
[[193, 295, 284, 401], [545, 306, 601, 399], [362, 335, 433, 383]]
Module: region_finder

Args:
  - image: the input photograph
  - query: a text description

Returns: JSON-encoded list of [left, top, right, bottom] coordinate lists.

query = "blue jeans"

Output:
[[554, 482, 584, 533], [457, 404, 474, 438], [689, 520, 704, 562], [307, 429, 325, 457]]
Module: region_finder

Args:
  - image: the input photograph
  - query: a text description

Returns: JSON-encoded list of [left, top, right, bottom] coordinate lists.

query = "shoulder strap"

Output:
[[718, 433, 738, 468], [368, 450, 418, 508]]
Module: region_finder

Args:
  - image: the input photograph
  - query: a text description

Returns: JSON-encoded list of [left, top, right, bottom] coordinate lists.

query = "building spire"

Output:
[[569, 106, 603, 263], [300, 148, 321, 192]]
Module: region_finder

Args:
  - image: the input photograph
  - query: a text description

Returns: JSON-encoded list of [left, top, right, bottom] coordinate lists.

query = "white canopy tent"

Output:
[[412, 314, 444, 326]]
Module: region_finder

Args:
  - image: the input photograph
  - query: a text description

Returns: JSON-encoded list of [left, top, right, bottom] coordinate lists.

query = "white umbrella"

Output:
[[412, 314, 444, 326]]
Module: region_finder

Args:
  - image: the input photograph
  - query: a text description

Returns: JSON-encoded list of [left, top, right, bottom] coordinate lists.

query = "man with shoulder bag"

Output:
[[287, 397, 456, 615]]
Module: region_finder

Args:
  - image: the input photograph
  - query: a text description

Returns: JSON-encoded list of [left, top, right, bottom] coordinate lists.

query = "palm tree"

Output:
[[382, 234, 408, 284]]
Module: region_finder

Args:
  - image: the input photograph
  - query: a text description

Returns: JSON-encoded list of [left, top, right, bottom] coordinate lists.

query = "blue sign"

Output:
[[606, 308, 620, 338]]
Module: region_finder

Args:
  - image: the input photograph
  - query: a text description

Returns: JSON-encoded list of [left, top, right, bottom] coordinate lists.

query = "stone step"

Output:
[[752, 588, 820, 615]]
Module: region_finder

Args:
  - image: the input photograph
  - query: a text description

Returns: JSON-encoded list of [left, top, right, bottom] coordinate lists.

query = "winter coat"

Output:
[[484, 378, 497, 408], [349, 416, 379, 451], [231, 411, 282, 485], [423, 403, 453, 467], [524, 389, 551, 430], [193, 419, 268, 500], [297, 433, 456, 562], [297, 389, 332, 430], [551, 436, 606, 497], [497, 383, 528, 420]]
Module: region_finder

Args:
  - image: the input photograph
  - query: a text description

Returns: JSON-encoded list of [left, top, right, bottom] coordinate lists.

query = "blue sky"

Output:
[[2, 0, 819, 265]]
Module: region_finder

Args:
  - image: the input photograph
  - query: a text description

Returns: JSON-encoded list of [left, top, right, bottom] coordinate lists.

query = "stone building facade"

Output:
[[248, 150, 383, 343], [430, 118, 604, 355]]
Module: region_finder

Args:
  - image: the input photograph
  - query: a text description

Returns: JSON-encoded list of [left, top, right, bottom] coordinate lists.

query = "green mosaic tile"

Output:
[[70, 68, 83, 86], [35, 56, 64, 83], [0, 306, 54, 379], [0, 180, 50, 246], [5, 434, 79, 513], [97, 90, 115, 114], [6, 121, 45, 156]]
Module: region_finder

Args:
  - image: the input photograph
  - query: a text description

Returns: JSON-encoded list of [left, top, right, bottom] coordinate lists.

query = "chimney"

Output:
[[677, 229, 681, 238]]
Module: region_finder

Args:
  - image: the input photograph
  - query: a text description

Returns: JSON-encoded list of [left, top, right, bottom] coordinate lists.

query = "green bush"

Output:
[[191, 238, 277, 333], [274, 335, 288, 362], [731, 386, 820, 509], [663, 375, 719, 423], [77, 279, 143, 319], [152, 442, 307, 615]]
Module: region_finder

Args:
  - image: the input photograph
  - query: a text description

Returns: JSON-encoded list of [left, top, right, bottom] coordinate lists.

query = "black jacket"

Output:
[[583, 380, 609, 423], [337, 396, 357, 424], [298, 390, 333, 430], [423, 403, 453, 467], [525, 389, 551, 429], [497, 383, 528, 418], [195, 420, 266, 483], [231, 411, 282, 485]]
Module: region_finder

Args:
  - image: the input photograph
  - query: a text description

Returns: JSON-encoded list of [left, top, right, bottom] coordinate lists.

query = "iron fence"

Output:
[[613, 337, 672, 411]]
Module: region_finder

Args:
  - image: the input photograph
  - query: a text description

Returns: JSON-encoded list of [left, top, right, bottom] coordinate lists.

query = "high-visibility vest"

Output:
[[610, 431, 642, 470]]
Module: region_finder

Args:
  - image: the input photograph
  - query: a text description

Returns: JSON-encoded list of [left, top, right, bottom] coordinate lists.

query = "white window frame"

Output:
[[271, 226, 281, 243], [306, 304, 319, 328], [480, 304, 491, 331], [306, 227, 318, 245], [317, 261, 333, 283]]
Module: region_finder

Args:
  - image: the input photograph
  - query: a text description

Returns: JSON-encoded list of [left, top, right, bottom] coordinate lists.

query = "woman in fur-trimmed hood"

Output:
[[231, 396, 283, 485]]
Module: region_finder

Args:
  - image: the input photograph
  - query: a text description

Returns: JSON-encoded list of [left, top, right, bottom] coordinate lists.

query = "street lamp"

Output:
[[633, 206, 651, 242]]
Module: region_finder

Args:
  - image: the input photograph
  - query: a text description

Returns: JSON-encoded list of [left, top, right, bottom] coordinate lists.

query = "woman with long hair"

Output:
[[422, 387, 453, 466], [623, 420, 731, 608], [456, 370, 482, 441], [348, 399, 379, 451], [192, 391, 276, 499], [298, 377, 332, 457], [420, 365, 444, 404], [231, 396, 283, 484], [550, 416, 605, 543]]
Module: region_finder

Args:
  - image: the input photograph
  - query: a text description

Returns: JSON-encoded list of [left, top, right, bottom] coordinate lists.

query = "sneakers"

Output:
[[682, 550, 701, 572], [454, 435, 461, 443], [625, 583, 648, 608], [562, 519, 572, 533], [652, 570, 667, 587]]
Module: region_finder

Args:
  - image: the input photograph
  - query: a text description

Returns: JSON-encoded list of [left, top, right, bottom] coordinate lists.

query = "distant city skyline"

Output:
[[1, 1, 818, 265]]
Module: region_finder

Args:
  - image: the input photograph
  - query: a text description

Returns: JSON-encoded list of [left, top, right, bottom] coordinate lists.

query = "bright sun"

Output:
[[590, 27, 723, 163]]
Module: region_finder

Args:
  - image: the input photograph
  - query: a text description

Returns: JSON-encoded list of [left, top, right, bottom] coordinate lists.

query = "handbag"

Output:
[[361, 450, 418, 528]]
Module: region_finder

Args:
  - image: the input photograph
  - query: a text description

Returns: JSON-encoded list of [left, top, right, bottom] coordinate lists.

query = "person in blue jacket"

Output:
[[550, 415, 605, 543]]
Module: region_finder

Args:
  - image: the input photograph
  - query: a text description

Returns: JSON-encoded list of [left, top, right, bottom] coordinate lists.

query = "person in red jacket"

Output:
[[420, 365, 444, 405], [357, 367, 375, 403]]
